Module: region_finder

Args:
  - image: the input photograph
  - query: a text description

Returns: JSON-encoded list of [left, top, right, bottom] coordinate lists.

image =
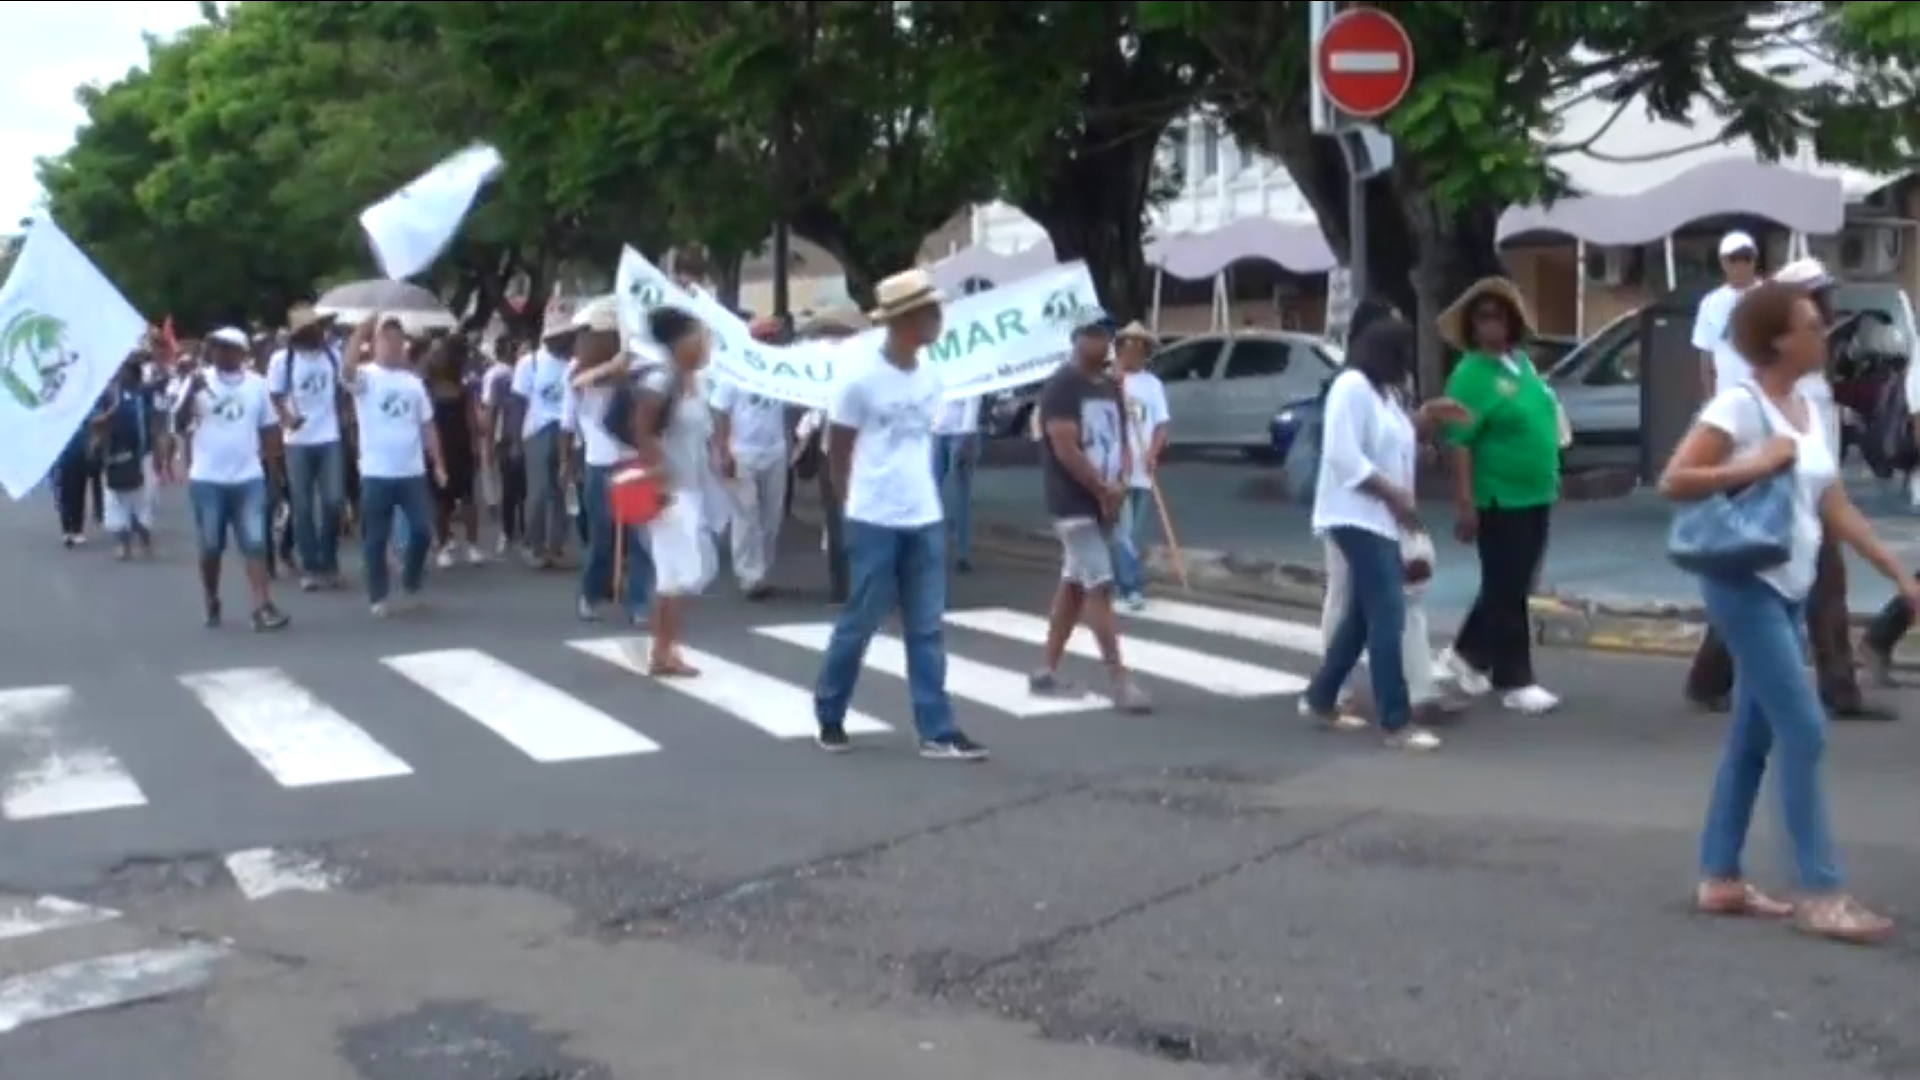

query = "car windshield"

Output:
[[1546, 312, 1638, 381]]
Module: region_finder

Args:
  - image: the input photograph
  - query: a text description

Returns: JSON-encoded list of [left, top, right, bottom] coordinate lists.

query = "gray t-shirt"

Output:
[[1037, 364, 1125, 520], [641, 367, 713, 494]]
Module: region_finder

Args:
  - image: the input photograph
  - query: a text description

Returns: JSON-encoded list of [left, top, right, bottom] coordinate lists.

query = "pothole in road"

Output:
[[339, 999, 610, 1080]]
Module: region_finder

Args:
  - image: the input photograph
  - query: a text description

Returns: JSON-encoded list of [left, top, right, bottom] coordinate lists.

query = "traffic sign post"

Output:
[[1308, 4, 1415, 312]]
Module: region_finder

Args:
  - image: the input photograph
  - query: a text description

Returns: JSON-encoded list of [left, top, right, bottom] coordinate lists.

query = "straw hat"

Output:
[[286, 303, 336, 333], [1113, 320, 1158, 347], [1436, 277, 1535, 351], [867, 268, 946, 322], [571, 296, 621, 334]]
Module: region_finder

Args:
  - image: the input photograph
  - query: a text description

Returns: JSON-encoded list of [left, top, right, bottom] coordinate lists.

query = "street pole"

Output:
[[1337, 135, 1369, 304]]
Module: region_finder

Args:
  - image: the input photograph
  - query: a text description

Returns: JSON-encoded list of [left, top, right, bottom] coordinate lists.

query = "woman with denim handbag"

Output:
[[1660, 280, 1918, 944]]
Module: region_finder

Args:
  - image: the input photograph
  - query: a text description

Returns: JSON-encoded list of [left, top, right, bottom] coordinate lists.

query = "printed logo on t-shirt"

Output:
[[873, 400, 933, 449], [376, 390, 417, 420], [295, 366, 332, 396], [206, 393, 248, 422], [538, 378, 565, 405], [1079, 398, 1123, 483]]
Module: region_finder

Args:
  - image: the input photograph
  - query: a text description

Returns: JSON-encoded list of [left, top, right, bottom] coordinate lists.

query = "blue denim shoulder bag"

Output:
[[1668, 385, 1796, 577]]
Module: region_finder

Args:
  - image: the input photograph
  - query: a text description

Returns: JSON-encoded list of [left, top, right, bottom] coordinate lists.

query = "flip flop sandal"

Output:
[[1695, 882, 1793, 918], [1793, 897, 1893, 944]]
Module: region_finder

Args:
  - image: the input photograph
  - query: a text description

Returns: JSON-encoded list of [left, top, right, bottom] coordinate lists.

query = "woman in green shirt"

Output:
[[1437, 278, 1562, 714]]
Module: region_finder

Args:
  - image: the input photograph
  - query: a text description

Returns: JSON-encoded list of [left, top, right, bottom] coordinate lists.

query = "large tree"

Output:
[[915, 1, 1213, 318], [1142, 1, 1918, 386]]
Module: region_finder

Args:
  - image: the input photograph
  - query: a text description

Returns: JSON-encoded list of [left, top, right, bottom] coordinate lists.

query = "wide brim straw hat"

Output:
[[285, 303, 336, 333], [866, 268, 947, 322], [1436, 277, 1536, 351]]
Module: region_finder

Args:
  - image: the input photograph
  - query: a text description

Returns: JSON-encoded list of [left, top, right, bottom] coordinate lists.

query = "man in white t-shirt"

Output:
[[174, 327, 288, 631], [1109, 321, 1169, 609], [813, 268, 986, 761], [564, 299, 654, 623], [341, 314, 449, 615], [265, 303, 350, 590], [929, 393, 981, 573], [509, 322, 578, 567], [1690, 231, 1761, 398], [478, 338, 524, 553], [713, 317, 795, 598]]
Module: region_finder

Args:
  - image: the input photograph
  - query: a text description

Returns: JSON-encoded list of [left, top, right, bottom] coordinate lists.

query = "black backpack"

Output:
[[603, 366, 680, 449], [1864, 371, 1918, 478]]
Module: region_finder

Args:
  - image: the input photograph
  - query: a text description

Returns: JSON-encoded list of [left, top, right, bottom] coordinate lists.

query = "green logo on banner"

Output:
[[0, 309, 76, 410], [628, 278, 666, 310], [1040, 287, 1085, 329]]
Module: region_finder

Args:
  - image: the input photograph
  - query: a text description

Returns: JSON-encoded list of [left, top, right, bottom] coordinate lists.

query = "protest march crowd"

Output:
[[9, 140, 1916, 946]]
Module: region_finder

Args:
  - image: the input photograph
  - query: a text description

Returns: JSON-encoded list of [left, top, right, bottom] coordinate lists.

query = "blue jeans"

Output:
[[360, 475, 435, 604], [284, 441, 344, 575], [815, 520, 955, 741], [1698, 575, 1841, 891], [188, 478, 269, 558], [1303, 527, 1409, 731], [579, 464, 653, 617], [930, 435, 975, 562], [1109, 487, 1153, 598]]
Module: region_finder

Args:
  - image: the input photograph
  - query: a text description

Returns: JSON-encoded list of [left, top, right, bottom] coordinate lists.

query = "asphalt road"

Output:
[[2, 484, 1919, 1080]]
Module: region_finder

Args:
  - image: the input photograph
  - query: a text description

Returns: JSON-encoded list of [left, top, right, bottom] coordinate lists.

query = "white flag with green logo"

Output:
[[0, 216, 149, 499]]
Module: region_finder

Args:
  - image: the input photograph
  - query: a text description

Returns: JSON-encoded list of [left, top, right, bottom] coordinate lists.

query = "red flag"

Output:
[[160, 316, 178, 360]]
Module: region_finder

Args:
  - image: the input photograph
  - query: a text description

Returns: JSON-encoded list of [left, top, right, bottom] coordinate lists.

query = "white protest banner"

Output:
[[0, 217, 149, 499], [615, 246, 1096, 409], [358, 143, 504, 280]]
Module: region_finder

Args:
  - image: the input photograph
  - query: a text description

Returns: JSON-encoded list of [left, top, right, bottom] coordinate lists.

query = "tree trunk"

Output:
[[790, 204, 921, 312], [1262, 117, 1503, 395], [711, 251, 745, 312], [1016, 139, 1158, 321]]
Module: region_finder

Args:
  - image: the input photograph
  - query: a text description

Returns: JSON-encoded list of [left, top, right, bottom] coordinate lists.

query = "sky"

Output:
[[0, 1, 204, 225]]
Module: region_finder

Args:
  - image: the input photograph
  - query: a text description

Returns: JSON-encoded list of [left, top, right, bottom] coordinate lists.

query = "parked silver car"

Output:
[[1149, 331, 1345, 452], [1549, 283, 1918, 471]]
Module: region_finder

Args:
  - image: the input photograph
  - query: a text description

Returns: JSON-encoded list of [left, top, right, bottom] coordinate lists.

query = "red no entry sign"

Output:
[[1316, 9, 1415, 120]]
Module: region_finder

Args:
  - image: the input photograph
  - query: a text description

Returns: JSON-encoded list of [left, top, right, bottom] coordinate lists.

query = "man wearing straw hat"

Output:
[[1109, 321, 1169, 610], [811, 269, 988, 761]]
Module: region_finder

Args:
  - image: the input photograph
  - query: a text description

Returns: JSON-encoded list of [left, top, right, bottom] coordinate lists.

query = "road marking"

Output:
[[0, 895, 119, 941], [222, 848, 336, 901], [568, 637, 890, 738], [382, 648, 660, 761], [1124, 598, 1325, 656], [756, 623, 1104, 718], [177, 668, 413, 787], [1328, 51, 1403, 74], [944, 608, 1308, 698], [0, 943, 227, 1035], [0, 686, 148, 820]]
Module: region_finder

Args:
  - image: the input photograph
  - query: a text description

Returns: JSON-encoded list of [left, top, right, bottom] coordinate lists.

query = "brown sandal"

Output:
[[1793, 895, 1893, 944], [648, 656, 701, 678], [1695, 881, 1794, 918]]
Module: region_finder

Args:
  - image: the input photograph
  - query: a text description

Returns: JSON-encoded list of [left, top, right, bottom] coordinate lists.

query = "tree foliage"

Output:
[[31, 0, 1919, 342]]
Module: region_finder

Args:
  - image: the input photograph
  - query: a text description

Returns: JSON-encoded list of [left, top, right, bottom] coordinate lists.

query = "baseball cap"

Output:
[[570, 296, 621, 334], [1718, 231, 1757, 258], [206, 327, 249, 348], [1773, 257, 1834, 290], [1070, 307, 1114, 336]]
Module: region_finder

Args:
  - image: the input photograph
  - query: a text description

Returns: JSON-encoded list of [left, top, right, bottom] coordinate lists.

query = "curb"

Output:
[[961, 515, 1920, 672]]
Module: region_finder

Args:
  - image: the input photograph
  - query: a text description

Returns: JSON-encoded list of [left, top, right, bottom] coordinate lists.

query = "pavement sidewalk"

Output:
[[963, 454, 1920, 662]]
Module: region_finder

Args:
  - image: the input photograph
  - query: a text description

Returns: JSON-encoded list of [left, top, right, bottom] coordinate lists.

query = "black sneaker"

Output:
[[919, 732, 989, 761], [203, 598, 222, 629], [251, 604, 290, 632], [815, 726, 851, 753]]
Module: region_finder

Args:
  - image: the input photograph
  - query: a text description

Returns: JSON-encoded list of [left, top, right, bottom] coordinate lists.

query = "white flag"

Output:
[[358, 143, 504, 280], [0, 217, 149, 499]]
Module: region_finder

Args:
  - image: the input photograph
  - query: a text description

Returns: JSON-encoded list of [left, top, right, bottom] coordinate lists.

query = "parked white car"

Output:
[[1147, 331, 1345, 452]]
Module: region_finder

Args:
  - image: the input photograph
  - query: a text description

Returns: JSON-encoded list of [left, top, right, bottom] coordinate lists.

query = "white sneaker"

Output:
[[1438, 648, 1491, 696], [464, 544, 487, 566], [1501, 685, 1560, 714], [435, 547, 457, 570]]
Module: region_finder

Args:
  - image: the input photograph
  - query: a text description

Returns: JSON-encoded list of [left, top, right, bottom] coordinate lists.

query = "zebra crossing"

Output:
[[0, 598, 1330, 825]]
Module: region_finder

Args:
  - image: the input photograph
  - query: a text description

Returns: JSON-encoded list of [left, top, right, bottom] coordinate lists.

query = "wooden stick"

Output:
[[1148, 477, 1190, 592]]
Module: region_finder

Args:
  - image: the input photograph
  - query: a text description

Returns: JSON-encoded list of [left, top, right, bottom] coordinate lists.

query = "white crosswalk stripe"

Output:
[[944, 607, 1309, 697], [0, 599, 1333, 822], [567, 636, 891, 737], [383, 648, 660, 761], [177, 667, 413, 787], [755, 623, 1106, 718]]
